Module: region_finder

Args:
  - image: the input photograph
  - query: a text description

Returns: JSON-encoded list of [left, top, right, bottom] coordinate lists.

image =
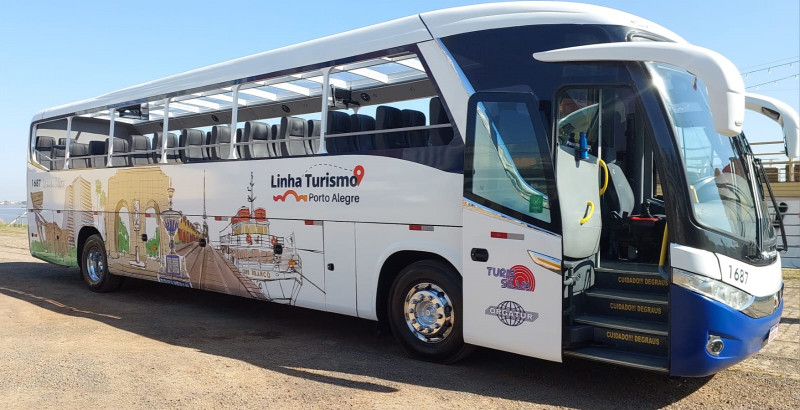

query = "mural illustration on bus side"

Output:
[[28, 168, 322, 305]]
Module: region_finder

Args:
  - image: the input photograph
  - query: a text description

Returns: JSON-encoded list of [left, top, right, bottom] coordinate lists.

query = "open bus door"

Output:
[[461, 92, 564, 362]]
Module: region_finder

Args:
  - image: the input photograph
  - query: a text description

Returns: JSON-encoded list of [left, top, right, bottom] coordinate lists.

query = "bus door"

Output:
[[461, 92, 564, 362]]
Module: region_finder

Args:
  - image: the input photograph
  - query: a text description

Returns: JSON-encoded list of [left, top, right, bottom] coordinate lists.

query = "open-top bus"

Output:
[[27, 2, 796, 376]]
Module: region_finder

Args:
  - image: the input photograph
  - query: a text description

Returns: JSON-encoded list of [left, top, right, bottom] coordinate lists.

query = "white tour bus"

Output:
[[28, 2, 796, 376]]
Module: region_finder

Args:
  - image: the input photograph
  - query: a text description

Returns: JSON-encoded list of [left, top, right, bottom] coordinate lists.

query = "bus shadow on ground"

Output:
[[0, 261, 712, 408]]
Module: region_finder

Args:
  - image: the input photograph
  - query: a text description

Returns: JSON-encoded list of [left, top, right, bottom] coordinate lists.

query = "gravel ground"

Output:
[[0, 225, 798, 409]]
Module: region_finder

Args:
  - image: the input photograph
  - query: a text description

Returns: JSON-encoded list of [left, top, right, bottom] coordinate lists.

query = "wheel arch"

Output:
[[76, 225, 102, 268], [375, 249, 461, 326]]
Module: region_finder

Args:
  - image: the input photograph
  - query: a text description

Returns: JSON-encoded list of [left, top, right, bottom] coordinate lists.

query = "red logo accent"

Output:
[[509, 265, 535, 292], [273, 190, 308, 202], [353, 165, 365, 186]]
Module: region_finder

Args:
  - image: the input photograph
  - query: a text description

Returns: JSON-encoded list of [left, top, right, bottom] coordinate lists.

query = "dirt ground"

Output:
[[0, 225, 798, 409]]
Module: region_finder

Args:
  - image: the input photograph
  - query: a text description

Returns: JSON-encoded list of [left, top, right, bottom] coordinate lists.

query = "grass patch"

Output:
[[0, 224, 28, 235], [783, 269, 800, 282]]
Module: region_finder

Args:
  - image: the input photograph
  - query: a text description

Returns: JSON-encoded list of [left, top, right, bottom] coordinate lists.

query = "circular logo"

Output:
[[509, 265, 535, 292], [496, 301, 526, 326]]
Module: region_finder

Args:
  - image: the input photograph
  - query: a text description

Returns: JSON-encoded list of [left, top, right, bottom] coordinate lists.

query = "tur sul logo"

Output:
[[487, 265, 535, 292]]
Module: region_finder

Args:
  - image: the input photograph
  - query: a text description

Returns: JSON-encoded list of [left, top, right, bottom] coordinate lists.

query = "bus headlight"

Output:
[[673, 268, 755, 311]]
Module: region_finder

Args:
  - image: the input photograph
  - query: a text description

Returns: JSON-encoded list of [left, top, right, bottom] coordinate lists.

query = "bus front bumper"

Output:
[[669, 284, 783, 377]]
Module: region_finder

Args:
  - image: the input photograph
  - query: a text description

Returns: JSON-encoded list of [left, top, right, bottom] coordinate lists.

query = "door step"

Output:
[[594, 268, 669, 294], [584, 289, 669, 321], [574, 314, 668, 336], [564, 347, 668, 373]]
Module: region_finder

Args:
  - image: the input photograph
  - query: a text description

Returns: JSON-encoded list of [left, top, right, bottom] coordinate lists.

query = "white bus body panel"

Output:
[[355, 223, 463, 321], [462, 204, 563, 362], [671, 244, 783, 297], [324, 221, 357, 316], [26, 155, 462, 316], [420, 2, 684, 42]]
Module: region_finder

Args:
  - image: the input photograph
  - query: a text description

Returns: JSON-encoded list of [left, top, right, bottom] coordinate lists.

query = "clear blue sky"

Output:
[[0, 0, 797, 201]]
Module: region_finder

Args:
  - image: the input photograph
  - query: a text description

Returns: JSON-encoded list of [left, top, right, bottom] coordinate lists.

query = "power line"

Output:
[[746, 74, 800, 89], [739, 56, 800, 71], [741, 60, 798, 76]]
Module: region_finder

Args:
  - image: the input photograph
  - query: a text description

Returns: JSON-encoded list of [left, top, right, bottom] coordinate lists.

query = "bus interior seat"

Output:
[[350, 114, 375, 151], [235, 128, 244, 159], [605, 162, 635, 219], [307, 120, 321, 154], [104, 137, 130, 167], [151, 132, 162, 163], [244, 121, 270, 159], [271, 124, 284, 157], [429, 97, 454, 146], [327, 111, 354, 153], [68, 142, 90, 169], [152, 132, 180, 163], [281, 117, 309, 156], [35, 136, 55, 168], [402, 109, 427, 147], [205, 131, 216, 160], [602, 161, 666, 263], [51, 144, 66, 169], [88, 140, 105, 168], [130, 135, 152, 166], [375, 106, 406, 149], [212, 125, 231, 160], [180, 129, 207, 163]]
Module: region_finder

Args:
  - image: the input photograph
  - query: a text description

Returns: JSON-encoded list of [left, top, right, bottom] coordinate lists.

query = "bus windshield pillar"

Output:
[[63, 116, 72, 170], [106, 109, 115, 167], [160, 99, 170, 164], [228, 85, 241, 160], [316, 66, 332, 155]]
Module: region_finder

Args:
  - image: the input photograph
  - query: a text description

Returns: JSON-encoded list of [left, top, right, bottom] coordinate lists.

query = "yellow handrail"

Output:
[[579, 201, 594, 225], [659, 224, 669, 267], [598, 158, 609, 195], [688, 185, 699, 203]]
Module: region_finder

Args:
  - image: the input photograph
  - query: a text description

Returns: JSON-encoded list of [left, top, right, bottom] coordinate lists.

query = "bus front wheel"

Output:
[[387, 260, 473, 363], [80, 234, 121, 293]]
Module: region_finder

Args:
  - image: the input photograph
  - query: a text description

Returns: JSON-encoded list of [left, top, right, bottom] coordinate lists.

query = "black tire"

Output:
[[387, 260, 474, 363], [80, 234, 121, 293]]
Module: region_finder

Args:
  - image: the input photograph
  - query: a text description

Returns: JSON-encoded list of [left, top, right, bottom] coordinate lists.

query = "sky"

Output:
[[0, 0, 797, 202]]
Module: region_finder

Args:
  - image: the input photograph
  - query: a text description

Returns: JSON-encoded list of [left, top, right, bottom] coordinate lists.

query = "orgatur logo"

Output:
[[272, 164, 364, 205], [485, 301, 538, 327]]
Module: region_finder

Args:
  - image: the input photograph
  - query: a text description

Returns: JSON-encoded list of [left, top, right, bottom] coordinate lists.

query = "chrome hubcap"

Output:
[[86, 248, 105, 284], [403, 282, 454, 343]]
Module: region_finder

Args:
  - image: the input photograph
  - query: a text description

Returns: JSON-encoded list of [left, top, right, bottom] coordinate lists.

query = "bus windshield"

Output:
[[649, 63, 774, 249]]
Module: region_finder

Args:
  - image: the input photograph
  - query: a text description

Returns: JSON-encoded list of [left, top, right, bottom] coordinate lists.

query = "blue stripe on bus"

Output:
[[669, 284, 783, 377]]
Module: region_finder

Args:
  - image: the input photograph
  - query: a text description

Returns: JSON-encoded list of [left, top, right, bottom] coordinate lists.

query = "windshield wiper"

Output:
[[754, 157, 788, 252]]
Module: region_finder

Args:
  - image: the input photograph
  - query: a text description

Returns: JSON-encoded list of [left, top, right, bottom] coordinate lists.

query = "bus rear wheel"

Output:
[[81, 234, 121, 292], [387, 260, 472, 363]]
